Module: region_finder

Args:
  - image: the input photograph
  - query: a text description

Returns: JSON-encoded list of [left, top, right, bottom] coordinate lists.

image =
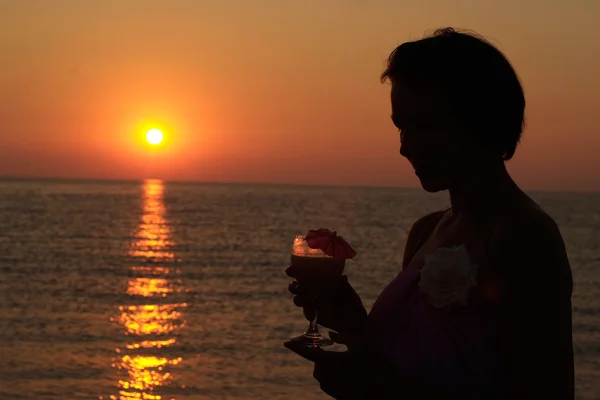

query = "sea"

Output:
[[0, 179, 598, 400]]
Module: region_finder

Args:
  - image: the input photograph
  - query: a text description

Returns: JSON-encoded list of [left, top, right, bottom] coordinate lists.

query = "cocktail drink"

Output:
[[288, 235, 347, 348], [290, 235, 345, 287]]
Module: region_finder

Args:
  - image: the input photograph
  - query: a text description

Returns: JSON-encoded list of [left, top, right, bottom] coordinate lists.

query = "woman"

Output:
[[285, 28, 574, 399]]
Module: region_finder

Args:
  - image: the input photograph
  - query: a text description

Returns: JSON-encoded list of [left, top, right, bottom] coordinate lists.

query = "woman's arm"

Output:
[[493, 212, 574, 399]]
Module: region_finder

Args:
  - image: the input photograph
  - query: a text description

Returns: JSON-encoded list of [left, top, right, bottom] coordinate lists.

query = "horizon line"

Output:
[[0, 174, 598, 195], [0, 174, 420, 191]]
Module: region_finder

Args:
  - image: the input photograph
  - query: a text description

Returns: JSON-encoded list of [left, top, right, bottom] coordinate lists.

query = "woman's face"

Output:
[[390, 80, 479, 192]]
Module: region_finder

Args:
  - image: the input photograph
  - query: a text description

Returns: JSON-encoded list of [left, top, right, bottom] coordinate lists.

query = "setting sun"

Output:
[[146, 129, 164, 145]]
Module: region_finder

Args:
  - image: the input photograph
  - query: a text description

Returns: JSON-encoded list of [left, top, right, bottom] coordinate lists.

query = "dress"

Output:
[[365, 212, 499, 399]]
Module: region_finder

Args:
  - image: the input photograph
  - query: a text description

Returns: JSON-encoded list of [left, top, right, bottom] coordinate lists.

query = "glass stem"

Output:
[[305, 310, 320, 338]]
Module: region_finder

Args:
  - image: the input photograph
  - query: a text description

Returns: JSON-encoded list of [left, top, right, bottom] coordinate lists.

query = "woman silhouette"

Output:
[[285, 28, 574, 399]]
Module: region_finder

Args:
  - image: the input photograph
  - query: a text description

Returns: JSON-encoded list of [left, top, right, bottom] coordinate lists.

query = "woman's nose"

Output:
[[399, 142, 407, 158], [399, 132, 411, 159]]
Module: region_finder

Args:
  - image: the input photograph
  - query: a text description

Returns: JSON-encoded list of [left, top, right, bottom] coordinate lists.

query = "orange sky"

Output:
[[1, 1, 599, 191]]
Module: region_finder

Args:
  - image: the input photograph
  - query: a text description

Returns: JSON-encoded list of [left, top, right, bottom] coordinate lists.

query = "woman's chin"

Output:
[[418, 177, 448, 193]]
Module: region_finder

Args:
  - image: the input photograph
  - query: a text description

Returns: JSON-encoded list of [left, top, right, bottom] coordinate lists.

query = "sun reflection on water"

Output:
[[108, 179, 186, 400], [126, 278, 175, 297]]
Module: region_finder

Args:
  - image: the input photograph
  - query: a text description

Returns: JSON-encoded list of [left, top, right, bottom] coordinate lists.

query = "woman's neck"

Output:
[[448, 159, 519, 222]]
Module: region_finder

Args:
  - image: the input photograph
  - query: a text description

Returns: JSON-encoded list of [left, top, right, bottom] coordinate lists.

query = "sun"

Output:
[[146, 128, 163, 145]]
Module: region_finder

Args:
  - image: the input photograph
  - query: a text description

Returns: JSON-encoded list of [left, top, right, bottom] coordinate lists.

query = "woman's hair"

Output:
[[381, 27, 525, 160]]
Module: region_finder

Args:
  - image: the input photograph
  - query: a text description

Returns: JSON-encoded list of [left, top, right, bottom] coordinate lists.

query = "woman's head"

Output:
[[381, 28, 525, 192]]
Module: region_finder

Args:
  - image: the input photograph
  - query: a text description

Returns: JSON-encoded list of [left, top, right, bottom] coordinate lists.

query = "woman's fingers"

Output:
[[285, 265, 298, 278], [293, 296, 317, 320], [293, 293, 318, 306], [328, 331, 349, 345], [289, 281, 318, 320], [292, 295, 305, 307], [303, 307, 317, 321], [288, 280, 312, 296], [289, 282, 316, 306], [288, 280, 300, 294], [329, 330, 364, 349], [288, 276, 350, 297]]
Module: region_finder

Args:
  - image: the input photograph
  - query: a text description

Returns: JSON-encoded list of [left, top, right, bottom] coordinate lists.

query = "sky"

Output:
[[1, 0, 599, 191]]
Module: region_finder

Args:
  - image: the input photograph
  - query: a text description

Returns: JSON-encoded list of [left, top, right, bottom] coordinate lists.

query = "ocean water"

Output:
[[0, 179, 598, 400]]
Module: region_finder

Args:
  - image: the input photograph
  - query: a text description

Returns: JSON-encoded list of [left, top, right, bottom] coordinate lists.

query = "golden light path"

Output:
[[106, 179, 186, 400]]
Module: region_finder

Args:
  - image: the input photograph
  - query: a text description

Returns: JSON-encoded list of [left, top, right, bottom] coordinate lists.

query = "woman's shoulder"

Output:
[[491, 198, 563, 250], [485, 198, 571, 287]]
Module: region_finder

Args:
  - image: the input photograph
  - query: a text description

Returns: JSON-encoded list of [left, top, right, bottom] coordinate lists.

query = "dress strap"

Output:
[[404, 209, 448, 268]]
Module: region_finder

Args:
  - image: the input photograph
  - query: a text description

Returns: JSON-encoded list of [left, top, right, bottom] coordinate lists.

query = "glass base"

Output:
[[290, 331, 334, 348]]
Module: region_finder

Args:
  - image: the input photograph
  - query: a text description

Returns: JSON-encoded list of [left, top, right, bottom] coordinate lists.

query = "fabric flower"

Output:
[[418, 244, 478, 309]]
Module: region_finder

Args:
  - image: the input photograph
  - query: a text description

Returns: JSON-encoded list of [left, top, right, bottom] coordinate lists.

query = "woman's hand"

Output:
[[283, 342, 368, 399], [286, 267, 368, 346]]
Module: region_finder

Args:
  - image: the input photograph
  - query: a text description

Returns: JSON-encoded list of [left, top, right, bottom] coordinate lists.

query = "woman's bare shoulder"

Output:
[[487, 197, 570, 278], [495, 197, 563, 245]]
